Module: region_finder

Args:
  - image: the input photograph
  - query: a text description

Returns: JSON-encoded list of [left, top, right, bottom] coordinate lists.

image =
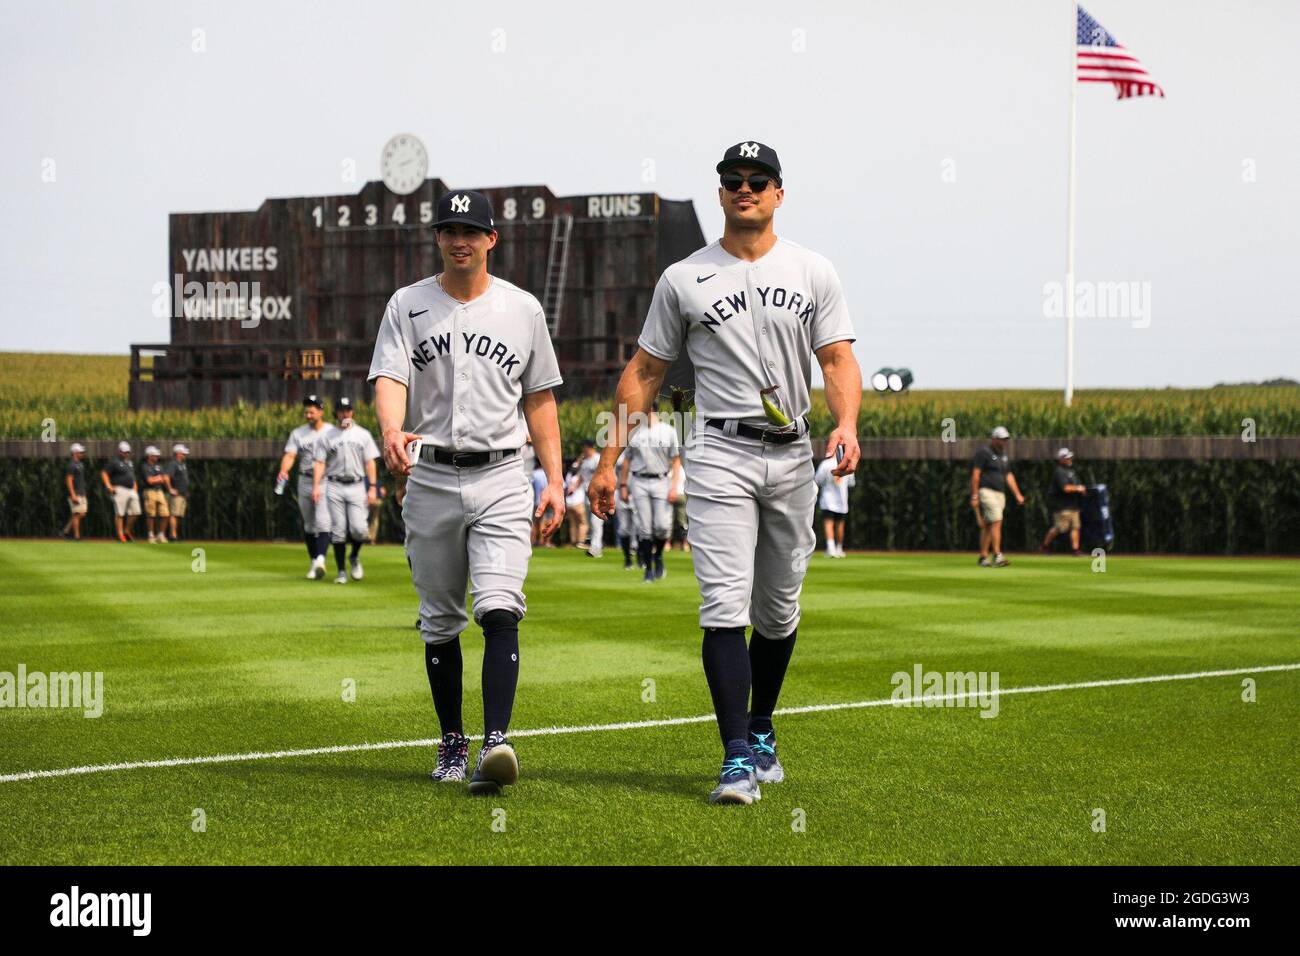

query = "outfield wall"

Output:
[[4, 439, 1298, 554]]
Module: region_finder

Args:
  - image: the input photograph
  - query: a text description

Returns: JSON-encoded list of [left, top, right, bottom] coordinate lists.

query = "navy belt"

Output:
[[422, 446, 518, 468], [634, 471, 666, 479], [706, 418, 806, 445], [330, 476, 360, 484]]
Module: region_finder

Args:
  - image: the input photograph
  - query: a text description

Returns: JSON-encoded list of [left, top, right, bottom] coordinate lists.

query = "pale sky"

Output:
[[1, 0, 1296, 388]]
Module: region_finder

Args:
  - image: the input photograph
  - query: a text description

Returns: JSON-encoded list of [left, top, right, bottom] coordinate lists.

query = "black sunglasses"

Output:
[[720, 172, 777, 193]]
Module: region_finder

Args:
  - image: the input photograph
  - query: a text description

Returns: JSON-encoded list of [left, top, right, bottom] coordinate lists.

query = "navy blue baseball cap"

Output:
[[433, 189, 495, 232], [717, 141, 782, 182], [337, 396, 353, 412], [303, 394, 323, 409]]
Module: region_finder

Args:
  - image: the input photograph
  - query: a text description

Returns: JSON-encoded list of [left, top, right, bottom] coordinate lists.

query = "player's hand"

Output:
[[825, 425, 860, 477], [668, 488, 679, 505], [537, 480, 566, 538], [382, 428, 422, 477], [1015, 494, 1025, 506], [366, 488, 378, 506], [276, 470, 289, 483], [587, 466, 617, 520], [311, 485, 322, 504]]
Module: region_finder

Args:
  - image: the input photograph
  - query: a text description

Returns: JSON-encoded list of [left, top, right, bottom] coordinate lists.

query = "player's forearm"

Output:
[[522, 389, 563, 483], [277, 453, 295, 477], [366, 460, 378, 486], [970, 470, 981, 498], [374, 376, 409, 440], [599, 350, 667, 469], [312, 460, 325, 488], [818, 342, 862, 430], [1007, 474, 1022, 497]]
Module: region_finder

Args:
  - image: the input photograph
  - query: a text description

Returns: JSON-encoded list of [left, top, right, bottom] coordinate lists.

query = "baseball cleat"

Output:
[[643, 564, 655, 584], [349, 558, 363, 580], [992, 553, 1010, 567], [977, 555, 991, 567], [708, 752, 761, 805], [468, 731, 519, 796], [653, 554, 666, 580], [429, 732, 470, 782], [334, 570, 348, 584], [748, 729, 785, 784]]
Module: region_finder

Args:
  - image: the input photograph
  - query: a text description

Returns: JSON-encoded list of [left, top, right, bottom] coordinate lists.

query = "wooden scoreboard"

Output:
[[130, 176, 706, 409]]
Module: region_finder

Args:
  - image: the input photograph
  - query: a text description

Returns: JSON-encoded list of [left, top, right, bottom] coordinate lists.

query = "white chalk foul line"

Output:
[[2, 662, 1296, 784]]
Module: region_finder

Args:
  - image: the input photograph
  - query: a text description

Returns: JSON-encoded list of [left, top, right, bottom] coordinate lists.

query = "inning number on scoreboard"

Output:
[[311, 201, 432, 230]]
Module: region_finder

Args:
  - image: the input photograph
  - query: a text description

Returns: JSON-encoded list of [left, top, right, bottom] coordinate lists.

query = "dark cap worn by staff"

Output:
[[433, 190, 496, 232]]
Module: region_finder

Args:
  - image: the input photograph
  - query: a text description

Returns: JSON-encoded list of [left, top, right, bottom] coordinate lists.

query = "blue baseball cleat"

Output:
[[748, 729, 785, 784], [708, 750, 761, 805]]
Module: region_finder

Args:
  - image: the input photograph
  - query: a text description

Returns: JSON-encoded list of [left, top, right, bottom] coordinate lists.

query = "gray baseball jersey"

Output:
[[627, 420, 680, 475], [285, 423, 336, 475], [368, 275, 562, 453], [315, 422, 380, 480], [637, 238, 855, 423], [370, 272, 561, 645], [638, 236, 855, 634]]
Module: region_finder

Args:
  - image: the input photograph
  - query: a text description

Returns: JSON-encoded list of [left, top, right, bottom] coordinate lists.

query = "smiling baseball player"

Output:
[[369, 188, 565, 796], [589, 142, 863, 805], [278, 395, 335, 579], [312, 396, 380, 583]]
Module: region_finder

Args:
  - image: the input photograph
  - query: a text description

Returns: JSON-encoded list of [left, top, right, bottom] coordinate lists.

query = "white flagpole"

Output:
[[1064, 1, 1078, 407]]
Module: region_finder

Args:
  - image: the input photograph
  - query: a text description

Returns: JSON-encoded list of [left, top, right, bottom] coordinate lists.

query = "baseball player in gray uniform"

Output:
[[619, 404, 682, 582], [369, 188, 565, 796], [312, 396, 380, 583], [575, 439, 605, 557], [278, 395, 335, 579], [590, 142, 863, 805], [613, 447, 636, 569]]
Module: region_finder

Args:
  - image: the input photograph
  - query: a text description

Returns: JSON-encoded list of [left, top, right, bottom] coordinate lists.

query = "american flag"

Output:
[[1076, 5, 1165, 100]]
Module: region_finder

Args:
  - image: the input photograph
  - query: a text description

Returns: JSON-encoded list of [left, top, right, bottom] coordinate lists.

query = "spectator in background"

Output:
[[563, 457, 589, 548], [101, 441, 140, 543], [575, 439, 606, 558], [61, 443, 88, 540], [1040, 447, 1087, 556], [814, 454, 855, 558], [166, 444, 190, 541], [970, 426, 1024, 568], [531, 461, 553, 548], [140, 446, 171, 543]]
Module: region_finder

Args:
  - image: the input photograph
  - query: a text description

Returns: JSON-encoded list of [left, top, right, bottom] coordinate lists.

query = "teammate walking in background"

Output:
[[814, 453, 855, 558], [312, 397, 380, 583], [278, 395, 335, 580], [369, 189, 565, 796], [576, 439, 604, 556], [141, 446, 170, 543], [60, 443, 88, 540], [620, 402, 681, 583], [613, 447, 636, 569], [101, 441, 140, 543], [1040, 447, 1087, 555], [590, 142, 862, 804], [529, 460, 552, 548], [971, 425, 1024, 568], [165, 444, 190, 541]]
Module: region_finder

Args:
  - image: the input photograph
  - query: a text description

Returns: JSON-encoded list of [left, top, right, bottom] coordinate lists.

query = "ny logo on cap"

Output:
[[450, 194, 470, 213], [739, 142, 760, 158]]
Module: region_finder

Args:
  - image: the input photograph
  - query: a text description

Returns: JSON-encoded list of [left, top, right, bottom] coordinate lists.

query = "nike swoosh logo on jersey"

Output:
[[409, 308, 429, 318], [696, 274, 716, 283]]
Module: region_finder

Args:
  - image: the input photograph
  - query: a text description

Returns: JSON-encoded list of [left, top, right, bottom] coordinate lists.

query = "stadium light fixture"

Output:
[[871, 367, 913, 394]]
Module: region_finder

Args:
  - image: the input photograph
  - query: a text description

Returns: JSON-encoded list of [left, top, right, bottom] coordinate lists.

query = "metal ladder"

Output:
[[541, 214, 574, 335]]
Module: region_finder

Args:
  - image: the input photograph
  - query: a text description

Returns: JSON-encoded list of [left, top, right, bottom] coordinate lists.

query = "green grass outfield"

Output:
[[0, 541, 1296, 865]]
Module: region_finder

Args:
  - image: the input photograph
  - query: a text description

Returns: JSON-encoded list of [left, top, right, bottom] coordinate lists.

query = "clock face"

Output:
[[380, 134, 428, 196]]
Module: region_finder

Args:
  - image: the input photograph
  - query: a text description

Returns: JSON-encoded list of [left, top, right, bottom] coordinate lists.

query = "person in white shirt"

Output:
[[814, 455, 855, 558]]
